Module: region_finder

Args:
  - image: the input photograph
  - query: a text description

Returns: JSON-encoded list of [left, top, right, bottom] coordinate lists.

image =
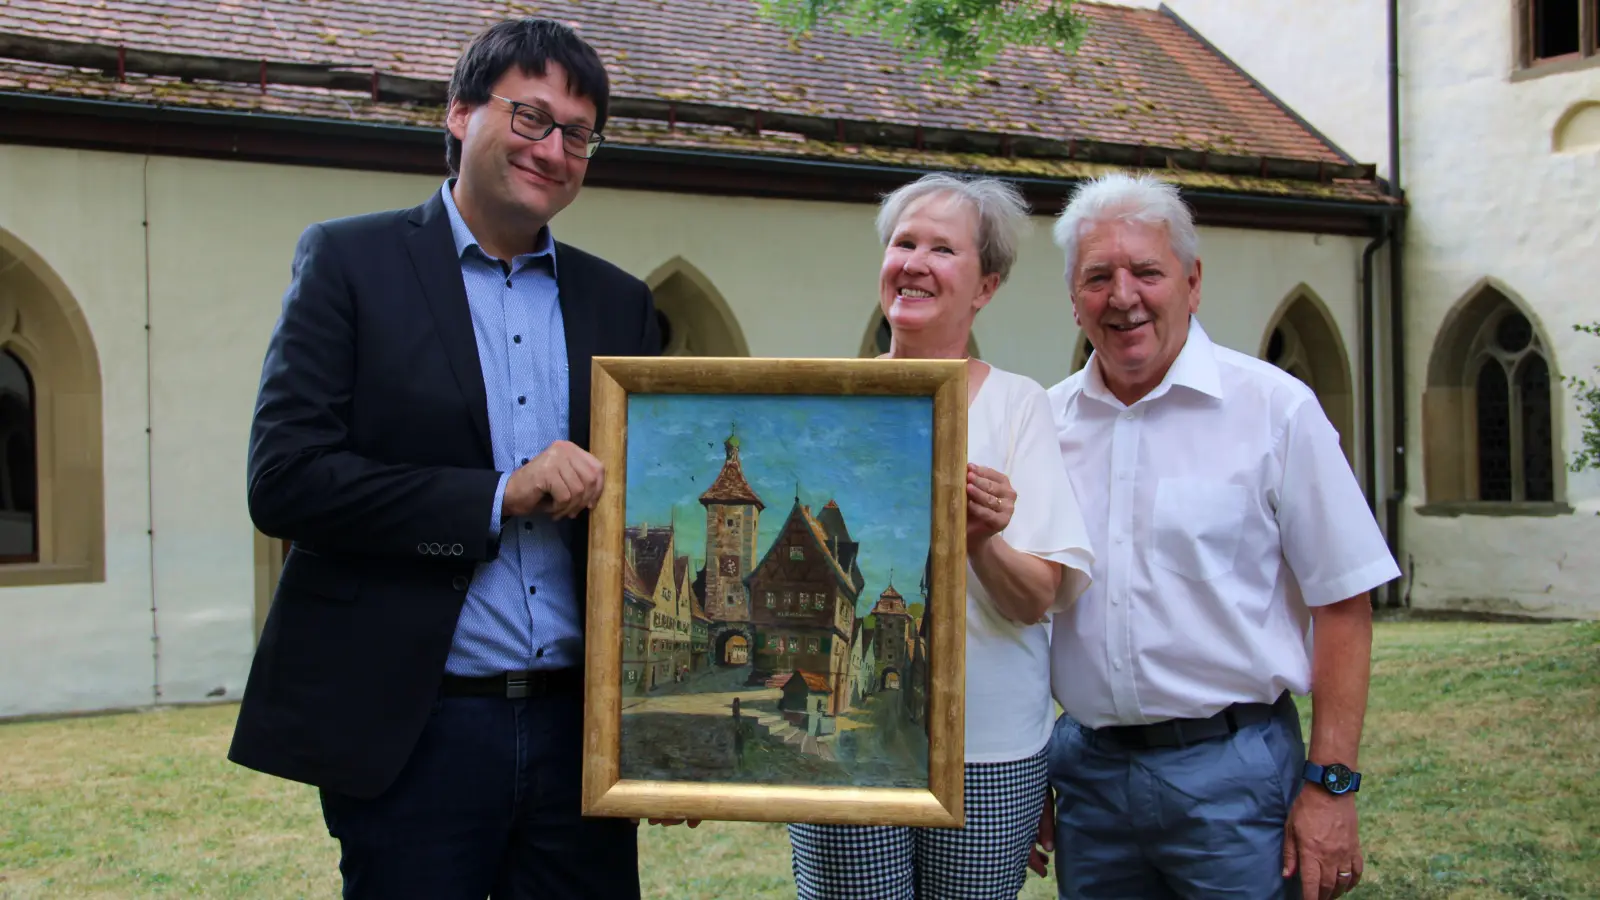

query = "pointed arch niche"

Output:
[[1553, 101, 1600, 154], [1258, 286, 1356, 463], [0, 229, 105, 587], [645, 257, 749, 358], [1422, 278, 1566, 510], [857, 311, 981, 359]]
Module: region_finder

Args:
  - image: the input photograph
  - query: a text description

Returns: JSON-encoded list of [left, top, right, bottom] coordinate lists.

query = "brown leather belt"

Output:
[[1092, 690, 1295, 750], [439, 668, 582, 699]]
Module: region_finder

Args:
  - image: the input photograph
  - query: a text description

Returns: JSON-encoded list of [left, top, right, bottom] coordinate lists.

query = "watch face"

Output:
[[1322, 763, 1355, 793]]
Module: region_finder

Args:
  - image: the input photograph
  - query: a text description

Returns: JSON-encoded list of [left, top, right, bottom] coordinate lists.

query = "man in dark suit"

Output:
[[229, 18, 660, 899]]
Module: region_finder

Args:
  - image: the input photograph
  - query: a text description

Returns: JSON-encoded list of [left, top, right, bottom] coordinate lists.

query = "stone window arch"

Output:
[[0, 229, 105, 587], [644, 257, 749, 357], [859, 311, 981, 358], [1422, 278, 1565, 508], [1259, 286, 1356, 464]]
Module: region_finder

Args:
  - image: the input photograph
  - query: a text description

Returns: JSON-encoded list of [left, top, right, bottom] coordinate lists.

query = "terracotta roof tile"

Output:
[[0, 0, 1372, 191]]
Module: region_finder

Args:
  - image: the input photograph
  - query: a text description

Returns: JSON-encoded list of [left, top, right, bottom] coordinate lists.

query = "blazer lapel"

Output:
[[555, 242, 596, 449], [404, 192, 493, 460]]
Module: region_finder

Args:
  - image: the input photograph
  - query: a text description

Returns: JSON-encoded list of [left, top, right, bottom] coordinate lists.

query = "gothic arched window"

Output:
[[0, 349, 36, 562], [1422, 281, 1562, 507]]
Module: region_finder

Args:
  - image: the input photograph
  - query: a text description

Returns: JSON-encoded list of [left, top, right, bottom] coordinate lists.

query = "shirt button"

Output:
[[536, 648, 544, 658], [504, 279, 512, 288], [513, 335, 522, 344], [524, 522, 533, 531], [520, 457, 529, 466], [1115, 534, 1126, 544], [518, 396, 526, 405], [529, 585, 537, 595], [1113, 660, 1122, 670]]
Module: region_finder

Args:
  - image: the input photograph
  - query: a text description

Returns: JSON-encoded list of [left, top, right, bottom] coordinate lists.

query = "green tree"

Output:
[[756, 0, 1087, 77], [1568, 322, 1600, 473]]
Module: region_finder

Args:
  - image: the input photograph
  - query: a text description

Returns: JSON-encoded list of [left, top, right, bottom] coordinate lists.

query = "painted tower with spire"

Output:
[[698, 425, 764, 624], [870, 576, 914, 691]]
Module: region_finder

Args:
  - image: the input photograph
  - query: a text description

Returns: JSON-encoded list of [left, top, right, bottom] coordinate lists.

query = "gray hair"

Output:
[[1051, 172, 1199, 281], [875, 173, 1030, 283]]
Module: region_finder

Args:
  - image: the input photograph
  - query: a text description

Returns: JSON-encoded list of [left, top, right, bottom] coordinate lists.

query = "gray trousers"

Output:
[[1048, 698, 1306, 899]]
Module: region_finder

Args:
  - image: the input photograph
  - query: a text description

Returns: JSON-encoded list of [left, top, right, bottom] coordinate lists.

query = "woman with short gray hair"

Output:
[[787, 172, 1096, 899]]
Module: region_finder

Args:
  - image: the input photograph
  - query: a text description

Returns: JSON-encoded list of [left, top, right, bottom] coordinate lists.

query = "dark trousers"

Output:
[[318, 691, 640, 899], [1049, 697, 1306, 899]]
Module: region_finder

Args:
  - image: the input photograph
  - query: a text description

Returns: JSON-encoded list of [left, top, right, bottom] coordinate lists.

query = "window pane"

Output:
[[1534, 0, 1581, 59], [1518, 355, 1555, 502], [0, 350, 36, 561], [1476, 359, 1513, 501]]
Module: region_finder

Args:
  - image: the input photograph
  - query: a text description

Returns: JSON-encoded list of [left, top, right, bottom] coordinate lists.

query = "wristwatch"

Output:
[[1304, 761, 1362, 795]]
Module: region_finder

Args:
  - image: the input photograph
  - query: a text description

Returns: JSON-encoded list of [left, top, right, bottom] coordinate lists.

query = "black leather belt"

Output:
[[1092, 690, 1294, 750], [439, 668, 582, 699]]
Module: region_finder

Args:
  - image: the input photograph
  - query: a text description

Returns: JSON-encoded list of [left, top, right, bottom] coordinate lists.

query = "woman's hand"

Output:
[[966, 463, 1015, 548]]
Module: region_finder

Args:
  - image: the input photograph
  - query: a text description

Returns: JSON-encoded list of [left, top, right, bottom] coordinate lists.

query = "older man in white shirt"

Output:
[[1041, 172, 1399, 900]]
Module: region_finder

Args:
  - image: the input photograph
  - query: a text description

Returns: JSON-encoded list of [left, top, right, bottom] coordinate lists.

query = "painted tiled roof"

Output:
[[623, 524, 672, 592], [0, 0, 1385, 198], [785, 670, 832, 694], [872, 583, 909, 616], [622, 556, 653, 602], [698, 437, 765, 509]]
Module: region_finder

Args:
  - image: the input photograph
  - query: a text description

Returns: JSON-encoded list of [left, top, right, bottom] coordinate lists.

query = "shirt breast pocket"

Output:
[[1151, 477, 1248, 582]]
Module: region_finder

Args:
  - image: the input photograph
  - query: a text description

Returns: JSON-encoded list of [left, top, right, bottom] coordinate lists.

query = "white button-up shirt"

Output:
[[1047, 317, 1399, 728]]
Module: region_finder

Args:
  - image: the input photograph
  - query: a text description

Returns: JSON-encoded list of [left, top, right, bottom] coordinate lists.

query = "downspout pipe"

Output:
[[1385, 0, 1408, 608], [1361, 231, 1387, 524]]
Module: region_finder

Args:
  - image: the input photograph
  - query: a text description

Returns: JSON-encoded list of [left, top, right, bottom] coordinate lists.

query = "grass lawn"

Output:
[[1, 616, 1595, 898]]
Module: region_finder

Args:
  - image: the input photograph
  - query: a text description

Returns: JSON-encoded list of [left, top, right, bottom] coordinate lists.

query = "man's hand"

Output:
[[1028, 784, 1056, 877], [1283, 787, 1362, 900], [503, 440, 604, 520]]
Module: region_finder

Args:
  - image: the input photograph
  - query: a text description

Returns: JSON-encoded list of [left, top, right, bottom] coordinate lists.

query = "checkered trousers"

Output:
[[788, 749, 1050, 899]]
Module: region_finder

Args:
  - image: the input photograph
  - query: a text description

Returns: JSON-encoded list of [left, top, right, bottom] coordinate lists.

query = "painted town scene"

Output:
[[619, 394, 936, 789]]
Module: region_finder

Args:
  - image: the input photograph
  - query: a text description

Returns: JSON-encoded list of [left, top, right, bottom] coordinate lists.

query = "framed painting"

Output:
[[582, 356, 968, 828]]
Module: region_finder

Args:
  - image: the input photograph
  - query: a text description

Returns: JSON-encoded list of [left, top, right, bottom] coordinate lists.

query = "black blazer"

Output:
[[228, 190, 660, 799]]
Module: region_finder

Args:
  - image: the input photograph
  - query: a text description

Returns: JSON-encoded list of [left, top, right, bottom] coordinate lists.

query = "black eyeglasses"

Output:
[[493, 94, 605, 159]]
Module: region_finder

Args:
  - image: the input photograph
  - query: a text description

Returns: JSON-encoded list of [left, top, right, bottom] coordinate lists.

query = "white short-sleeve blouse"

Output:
[[963, 363, 1095, 762]]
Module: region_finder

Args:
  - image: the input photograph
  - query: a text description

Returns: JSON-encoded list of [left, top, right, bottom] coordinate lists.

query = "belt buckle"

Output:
[[506, 674, 529, 699]]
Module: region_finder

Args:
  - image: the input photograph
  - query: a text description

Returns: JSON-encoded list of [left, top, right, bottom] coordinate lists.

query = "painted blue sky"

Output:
[[625, 394, 933, 617]]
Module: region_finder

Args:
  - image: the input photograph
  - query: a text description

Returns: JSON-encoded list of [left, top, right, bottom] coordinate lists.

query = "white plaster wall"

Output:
[[0, 146, 1373, 716], [0, 145, 155, 717], [1397, 0, 1600, 619], [1098, 0, 1392, 176], [142, 158, 439, 705]]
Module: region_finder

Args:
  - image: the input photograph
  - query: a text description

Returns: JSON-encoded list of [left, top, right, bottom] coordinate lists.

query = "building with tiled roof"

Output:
[[697, 431, 765, 511], [3, 0, 1593, 723]]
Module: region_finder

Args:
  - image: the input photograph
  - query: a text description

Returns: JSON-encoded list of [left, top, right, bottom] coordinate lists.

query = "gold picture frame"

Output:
[[582, 356, 968, 827]]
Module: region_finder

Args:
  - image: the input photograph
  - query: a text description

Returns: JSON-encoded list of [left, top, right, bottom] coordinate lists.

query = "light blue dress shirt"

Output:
[[439, 180, 580, 675]]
